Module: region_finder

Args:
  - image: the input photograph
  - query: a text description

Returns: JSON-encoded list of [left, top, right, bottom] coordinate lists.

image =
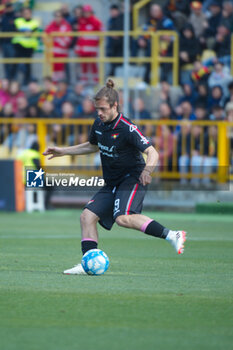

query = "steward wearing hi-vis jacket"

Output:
[[12, 7, 39, 85]]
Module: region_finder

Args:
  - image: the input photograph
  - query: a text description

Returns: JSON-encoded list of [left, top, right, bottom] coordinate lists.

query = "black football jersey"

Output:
[[89, 113, 152, 186]]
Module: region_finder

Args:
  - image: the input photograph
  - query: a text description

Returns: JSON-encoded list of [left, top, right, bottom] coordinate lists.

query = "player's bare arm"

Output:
[[43, 142, 99, 160], [139, 146, 159, 186]]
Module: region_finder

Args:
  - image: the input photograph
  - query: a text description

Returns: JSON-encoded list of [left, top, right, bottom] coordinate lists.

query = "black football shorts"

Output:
[[84, 176, 147, 230]]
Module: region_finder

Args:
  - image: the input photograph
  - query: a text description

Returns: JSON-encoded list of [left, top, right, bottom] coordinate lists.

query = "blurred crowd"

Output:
[[0, 0, 233, 184]]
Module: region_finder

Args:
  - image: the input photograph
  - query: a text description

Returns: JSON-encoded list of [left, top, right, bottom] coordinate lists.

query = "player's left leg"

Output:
[[114, 178, 186, 254], [63, 186, 115, 275]]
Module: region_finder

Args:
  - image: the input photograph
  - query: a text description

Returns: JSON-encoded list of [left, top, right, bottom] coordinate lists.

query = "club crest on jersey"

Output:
[[111, 133, 119, 139]]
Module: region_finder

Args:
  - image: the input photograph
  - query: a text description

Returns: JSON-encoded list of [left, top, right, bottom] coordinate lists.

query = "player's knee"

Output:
[[80, 209, 98, 227], [115, 215, 130, 227]]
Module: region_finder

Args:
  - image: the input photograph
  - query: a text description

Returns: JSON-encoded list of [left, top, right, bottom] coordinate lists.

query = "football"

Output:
[[81, 249, 109, 275]]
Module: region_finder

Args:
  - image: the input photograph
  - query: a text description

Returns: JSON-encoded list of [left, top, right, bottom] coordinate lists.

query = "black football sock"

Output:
[[142, 220, 169, 239], [81, 239, 98, 255]]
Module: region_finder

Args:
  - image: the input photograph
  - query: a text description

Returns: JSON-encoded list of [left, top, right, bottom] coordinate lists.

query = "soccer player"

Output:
[[43, 79, 186, 274]]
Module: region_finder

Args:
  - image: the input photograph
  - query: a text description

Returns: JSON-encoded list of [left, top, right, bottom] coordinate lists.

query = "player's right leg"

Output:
[[63, 185, 115, 275], [63, 209, 99, 275]]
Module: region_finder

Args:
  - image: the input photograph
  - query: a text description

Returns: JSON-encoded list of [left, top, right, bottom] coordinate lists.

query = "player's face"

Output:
[[94, 98, 118, 123]]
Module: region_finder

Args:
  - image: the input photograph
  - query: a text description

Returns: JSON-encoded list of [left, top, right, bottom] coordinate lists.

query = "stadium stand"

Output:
[[0, 0, 233, 188]]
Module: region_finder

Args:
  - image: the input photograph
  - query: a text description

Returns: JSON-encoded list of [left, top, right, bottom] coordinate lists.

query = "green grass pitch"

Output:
[[0, 209, 233, 350]]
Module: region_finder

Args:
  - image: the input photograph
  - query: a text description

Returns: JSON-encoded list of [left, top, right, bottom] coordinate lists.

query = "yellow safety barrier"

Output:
[[0, 30, 179, 86], [133, 0, 152, 32], [0, 118, 232, 183], [1, 31, 233, 85]]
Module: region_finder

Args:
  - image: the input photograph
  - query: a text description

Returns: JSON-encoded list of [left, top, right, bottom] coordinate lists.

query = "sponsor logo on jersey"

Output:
[[111, 133, 119, 139], [98, 142, 118, 158]]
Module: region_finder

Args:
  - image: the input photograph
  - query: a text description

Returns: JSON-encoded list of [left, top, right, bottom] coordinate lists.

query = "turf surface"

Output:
[[0, 210, 232, 350]]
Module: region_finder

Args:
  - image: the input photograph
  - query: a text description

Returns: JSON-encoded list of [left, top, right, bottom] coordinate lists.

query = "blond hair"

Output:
[[94, 79, 120, 112]]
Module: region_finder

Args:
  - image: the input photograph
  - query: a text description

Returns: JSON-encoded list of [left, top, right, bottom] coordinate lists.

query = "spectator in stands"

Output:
[[27, 104, 39, 119], [67, 82, 85, 114], [77, 97, 95, 143], [195, 105, 208, 121], [202, 125, 218, 185], [209, 105, 225, 121], [74, 4, 102, 85], [191, 60, 210, 86], [11, 96, 35, 148], [195, 83, 209, 108], [157, 81, 172, 107], [52, 101, 76, 145], [177, 101, 196, 121], [60, 4, 72, 25], [27, 79, 41, 107], [39, 101, 57, 119], [179, 23, 201, 67], [226, 102, 233, 120], [62, 101, 78, 145], [177, 121, 191, 184], [0, 2, 17, 80], [163, 0, 190, 30], [188, 1, 207, 39], [0, 99, 14, 143], [8, 80, 25, 114], [200, 1, 222, 49], [178, 123, 203, 185], [53, 80, 71, 117], [69, 5, 83, 52], [155, 124, 174, 170], [159, 33, 174, 83], [159, 102, 175, 120], [38, 76, 56, 110], [0, 79, 10, 112], [131, 97, 152, 136], [175, 100, 196, 134], [213, 25, 231, 67], [207, 85, 224, 110], [71, 5, 83, 31], [15, 96, 29, 118], [220, 1, 233, 31], [77, 97, 95, 119], [0, 0, 10, 16], [136, 4, 174, 83], [106, 4, 124, 76], [131, 97, 151, 120], [224, 81, 233, 105], [208, 61, 232, 97], [45, 10, 72, 82], [12, 8, 39, 85], [178, 83, 197, 107]]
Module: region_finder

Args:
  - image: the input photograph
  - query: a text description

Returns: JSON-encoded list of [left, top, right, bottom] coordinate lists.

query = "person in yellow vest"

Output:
[[18, 141, 53, 209], [12, 8, 39, 85], [17, 141, 41, 185]]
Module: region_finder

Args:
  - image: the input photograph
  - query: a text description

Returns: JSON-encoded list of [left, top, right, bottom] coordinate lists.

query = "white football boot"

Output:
[[166, 230, 186, 254], [63, 263, 87, 275]]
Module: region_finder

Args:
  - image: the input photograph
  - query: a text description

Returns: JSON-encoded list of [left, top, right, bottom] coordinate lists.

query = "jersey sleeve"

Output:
[[127, 123, 152, 152], [89, 121, 98, 145]]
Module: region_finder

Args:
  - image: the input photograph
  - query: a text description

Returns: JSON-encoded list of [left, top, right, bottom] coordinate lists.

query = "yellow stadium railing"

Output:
[[133, 0, 152, 32], [0, 30, 179, 86], [0, 118, 232, 183]]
